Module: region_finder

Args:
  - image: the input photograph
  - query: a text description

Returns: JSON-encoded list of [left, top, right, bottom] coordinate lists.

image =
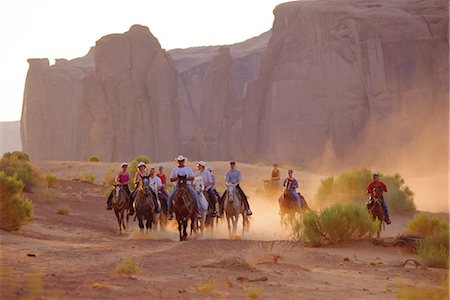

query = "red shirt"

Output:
[[156, 173, 166, 186], [367, 181, 387, 196]]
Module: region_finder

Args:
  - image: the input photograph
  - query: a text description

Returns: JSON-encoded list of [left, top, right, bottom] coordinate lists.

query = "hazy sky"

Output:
[[0, 0, 288, 122]]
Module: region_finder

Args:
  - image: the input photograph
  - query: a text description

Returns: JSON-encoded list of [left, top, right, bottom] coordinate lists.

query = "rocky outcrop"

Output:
[[21, 0, 448, 173], [241, 0, 448, 171]]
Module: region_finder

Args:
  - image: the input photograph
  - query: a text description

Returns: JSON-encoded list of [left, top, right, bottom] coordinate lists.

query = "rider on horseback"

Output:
[[221, 160, 252, 216], [129, 162, 160, 215], [279, 170, 302, 210], [156, 165, 167, 187], [207, 167, 221, 215], [195, 161, 217, 217], [271, 163, 281, 185], [167, 155, 202, 220], [366, 173, 391, 224], [149, 167, 167, 212], [106, 162, 131, 210]]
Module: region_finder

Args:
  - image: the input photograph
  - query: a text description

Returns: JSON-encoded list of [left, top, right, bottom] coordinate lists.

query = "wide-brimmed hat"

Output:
[[138, 162, 146, 168], [229, 160, 236, 165], [121, 162, 128, 167], [176, 155, 185, 161], [197, 161, 206, 167]]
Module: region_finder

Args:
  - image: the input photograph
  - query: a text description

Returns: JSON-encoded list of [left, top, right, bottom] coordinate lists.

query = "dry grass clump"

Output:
[[244, 287, 263, 299], [397, 277, 448, 299], [196, 276, 217, 293], [74, 173, 96, 184], [45, 173, 58, 188], [88, 155, 100, 162], [116, 258, 141, 276], [56, 205, 70, 215], [39, 188, 60, 202]]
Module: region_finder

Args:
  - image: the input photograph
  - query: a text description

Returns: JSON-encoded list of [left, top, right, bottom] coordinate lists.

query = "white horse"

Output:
[[149, 181, 162, 230], [224, 183, 248, 236], [193, 176, 210, 237]]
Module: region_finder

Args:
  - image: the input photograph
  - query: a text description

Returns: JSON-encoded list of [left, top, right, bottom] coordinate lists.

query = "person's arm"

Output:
[[382, 182, 387, 193], [293, 179, 299, 189], [114, 172, 121, 183], [367, 182, 373, 194], [170, 168, 178, 182], [237, 171, 242, 184], [186, 168, 195, 181], [134, 172, 140, 184], [224, 172, 230, 185]]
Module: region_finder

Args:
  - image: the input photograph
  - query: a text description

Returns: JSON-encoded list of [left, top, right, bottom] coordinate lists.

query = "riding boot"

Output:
[[106, 192, 113, 210], [153, 197, 160, 213]]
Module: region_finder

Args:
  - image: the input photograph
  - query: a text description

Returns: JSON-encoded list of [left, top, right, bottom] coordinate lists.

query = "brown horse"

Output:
[[111, 184, 129, 233], [172, 176, 196, 241], [368, 186, 385, 238], [134, 177, 155, 232], [279, 181, 309, 224]]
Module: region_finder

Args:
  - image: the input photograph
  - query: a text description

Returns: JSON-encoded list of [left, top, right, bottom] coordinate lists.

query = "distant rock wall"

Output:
[[21, 0, 448, 173]]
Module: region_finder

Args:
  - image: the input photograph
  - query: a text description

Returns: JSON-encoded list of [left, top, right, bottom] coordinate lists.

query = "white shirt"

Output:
[[170, 166, 195, 186], [195, 169, 213, 190], [149, 175, 163, 189]]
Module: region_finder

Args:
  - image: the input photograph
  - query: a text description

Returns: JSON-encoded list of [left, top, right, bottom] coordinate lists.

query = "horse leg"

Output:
[[234, 214, 239, 234], [178, 221, 182, 241], [138, 215, 144, 231], [226, 216, 232, 235], [183, 219, 188, 240], [115, 210, 121, 233]]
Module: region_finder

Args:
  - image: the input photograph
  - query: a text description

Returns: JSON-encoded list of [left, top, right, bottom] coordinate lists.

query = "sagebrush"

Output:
[[0, 151, 37, 191], [291, 203, 378, 246], [0, 171, 34, 231]]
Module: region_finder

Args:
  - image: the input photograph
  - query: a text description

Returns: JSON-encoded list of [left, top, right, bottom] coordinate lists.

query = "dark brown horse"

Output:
[[279, 181, 309, 224], [368, 186, 385, 238], [134, 176, 155, 232], [172, 176, 196, 241], [111, 184, 129, 233]]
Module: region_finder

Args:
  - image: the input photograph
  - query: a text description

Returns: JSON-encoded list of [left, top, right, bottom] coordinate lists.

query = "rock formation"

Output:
[[21, 0, 448, 174]]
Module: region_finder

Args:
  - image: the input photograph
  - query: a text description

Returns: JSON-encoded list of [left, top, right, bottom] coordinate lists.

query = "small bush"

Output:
[[407, 214, 448, 237], [315, 169, 415, 215], [407, 214, 449, 269], [245, 287, 263, 299], [397, 277, 449, 300], [133, 155, 150, 164], [56, 205, 70, 215], [39, 188, 60, 202], [88, 156, 100, 162], [0, 171, 34, 231], [295, 203, 378, 246], [116, 258, 141, 275], [45, 173, 58, 188], [0, 152, 37, 191]]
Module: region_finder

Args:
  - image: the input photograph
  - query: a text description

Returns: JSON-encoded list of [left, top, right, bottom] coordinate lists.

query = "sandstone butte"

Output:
[[21, 0, 448, 173]]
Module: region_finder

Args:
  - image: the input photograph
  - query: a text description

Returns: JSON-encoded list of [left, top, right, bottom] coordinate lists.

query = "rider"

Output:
[[195, 161, 217, 217], [222, 160, 252, 216], [129, 162, 160, 215], [271, 163, 281, 185], [106, 162, 131, 210], [156, 165, 167, 187], [207, 167, 221, 215], [149, 167, 165, 212], [366, 173, 391, 224], [167, 155, 202, 220], [279, 170, 302, 210]]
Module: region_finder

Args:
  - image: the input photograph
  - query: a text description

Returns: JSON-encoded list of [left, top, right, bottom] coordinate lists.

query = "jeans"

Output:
[[278, 190, 301, 209], [168, 185, 201, 212]]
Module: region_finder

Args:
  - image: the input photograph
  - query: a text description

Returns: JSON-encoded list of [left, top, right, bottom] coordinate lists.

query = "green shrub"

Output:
[[407, 214, 448, 237], [88, 156, 100, 162], [45, 173, 58, 188], [133, 155, 150, 164], [315, 169, 415, 215], [116, 258, 141, 275], [0, 151, 37, 191], [0, 171, 34, 231], [294, 203, 378, 246]]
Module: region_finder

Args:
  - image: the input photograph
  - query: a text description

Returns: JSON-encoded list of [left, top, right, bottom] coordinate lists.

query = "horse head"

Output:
[[139, 176, 151, 196], [226, 183, 237, 204], [178, 175, 188, 187], [194, 176, 204, 193]]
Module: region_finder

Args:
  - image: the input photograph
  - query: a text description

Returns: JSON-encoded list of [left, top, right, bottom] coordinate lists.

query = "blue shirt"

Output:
[[225, 169, 242, 184], [283, 178, 298, 190]]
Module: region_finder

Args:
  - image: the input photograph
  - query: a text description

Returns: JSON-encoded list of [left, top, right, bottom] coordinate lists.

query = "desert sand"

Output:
[[0, 161, 448, 299]]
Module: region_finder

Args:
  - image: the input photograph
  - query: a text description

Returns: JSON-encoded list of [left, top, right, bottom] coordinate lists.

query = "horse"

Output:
[[223, 183, 249, 236], [172, 175, 197, 241], [368, 186, 385, 238], [263, 179, 281, 197], [111, 184, 129, 233], [149, 181, 166, 230], [134, 176, 155, 232], [279, 181, 310, 224], [193, 176, 213, 237]]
